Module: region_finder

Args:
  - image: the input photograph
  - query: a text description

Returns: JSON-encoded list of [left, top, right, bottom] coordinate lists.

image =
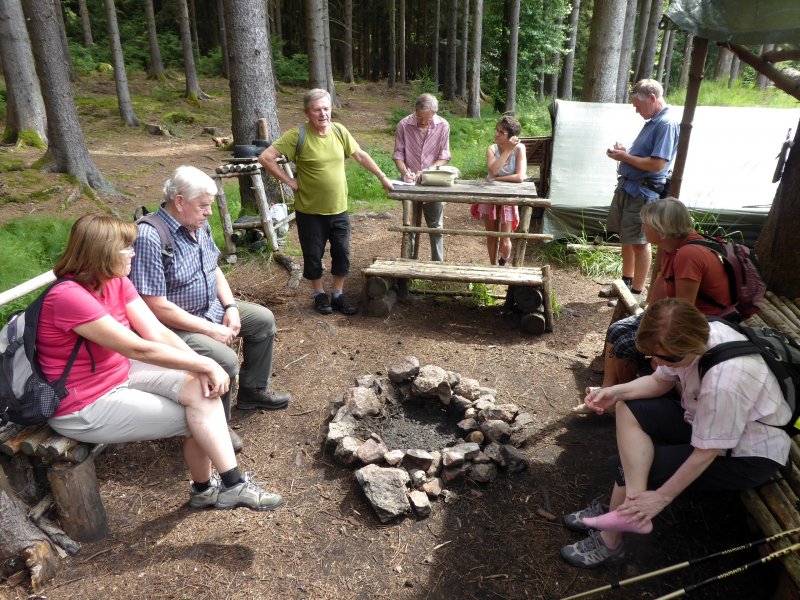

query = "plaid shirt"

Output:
[[129, 207, 224, 324], [392, 113, 451, 172]]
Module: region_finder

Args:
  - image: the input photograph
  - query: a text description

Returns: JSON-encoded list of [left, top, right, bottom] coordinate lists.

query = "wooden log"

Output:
[[784, 461, 800, 499], [0, 490, 61, 592], [48, 458, 108, 542], [542, 264, 554, 333], [20, 427, 56, 457], [0, 422, 26, 444], [365, 276, 391, 299], [761, 302, 800, 337], [366, 289, 397, 318], [759, 481, 800, 530], [39, 435, 87, 462], [513, 287, 543, 312], [767, 292, 800, 331], [274, 251, 302, 289], [1, 425, 46, 456], [566, 243, 622, 253], [520, 310, 546, 335], [386, 225, 553, 241], [512, 204, 533, 267], [780, 296, 800, 324]]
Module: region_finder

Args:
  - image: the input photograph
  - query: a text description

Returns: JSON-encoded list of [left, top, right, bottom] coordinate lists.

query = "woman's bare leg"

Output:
[[484, 215, 499, 264]]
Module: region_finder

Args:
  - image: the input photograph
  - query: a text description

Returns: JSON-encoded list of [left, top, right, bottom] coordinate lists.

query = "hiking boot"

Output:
[[236, 387, 291, 411], [564, 498, 609, 532], [561, 530, 625, 568], [229, 428, 244, 454], [331, 294, 358, 315], [215, 474, 284, 511], [314, 292, 333, 315], [598, 287, 619, 299], [189, 474, 221, 509]]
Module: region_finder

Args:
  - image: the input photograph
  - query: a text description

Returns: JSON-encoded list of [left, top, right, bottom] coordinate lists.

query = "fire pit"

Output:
[[325, 356, 537, 522]]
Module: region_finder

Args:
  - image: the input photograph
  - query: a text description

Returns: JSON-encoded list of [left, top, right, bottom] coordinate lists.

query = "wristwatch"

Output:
[[222, 303, 237, 311]]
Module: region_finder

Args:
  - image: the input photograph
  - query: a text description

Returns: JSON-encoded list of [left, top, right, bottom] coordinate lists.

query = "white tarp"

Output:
[[544, 100, 800, 245]]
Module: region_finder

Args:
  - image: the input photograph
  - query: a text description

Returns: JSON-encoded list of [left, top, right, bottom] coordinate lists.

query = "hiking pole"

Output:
[[559, 526, 800, 600], [654, 541, 800, 600]]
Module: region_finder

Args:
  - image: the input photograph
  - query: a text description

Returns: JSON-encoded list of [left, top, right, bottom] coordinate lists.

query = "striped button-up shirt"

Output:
[[392, 113, 451, 172], [129, 207, 225, 324]]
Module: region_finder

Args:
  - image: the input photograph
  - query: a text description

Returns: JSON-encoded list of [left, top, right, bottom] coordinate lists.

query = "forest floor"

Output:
[[0, 76, 782, 600]]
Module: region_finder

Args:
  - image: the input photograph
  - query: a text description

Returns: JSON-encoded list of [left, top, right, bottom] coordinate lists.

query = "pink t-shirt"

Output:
[[37, 278, 138, 416]]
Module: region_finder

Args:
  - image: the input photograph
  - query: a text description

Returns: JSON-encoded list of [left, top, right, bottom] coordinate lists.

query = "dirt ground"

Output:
[[0, 79, 782, 599]]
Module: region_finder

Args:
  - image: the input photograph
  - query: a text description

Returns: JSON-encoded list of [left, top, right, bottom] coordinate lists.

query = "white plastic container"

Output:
[[269, 203, 289, 234]]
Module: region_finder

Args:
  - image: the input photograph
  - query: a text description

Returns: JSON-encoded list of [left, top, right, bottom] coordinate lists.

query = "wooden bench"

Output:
[[607, 281, 800, 594], [1, 273, 109, 545]]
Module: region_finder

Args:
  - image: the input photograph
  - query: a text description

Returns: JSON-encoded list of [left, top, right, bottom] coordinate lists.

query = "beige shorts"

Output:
[[607, 186, 648, 244], [48, 361, 191, 443]]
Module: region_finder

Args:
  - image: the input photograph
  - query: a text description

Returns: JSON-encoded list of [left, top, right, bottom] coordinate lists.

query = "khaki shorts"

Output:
[[48, 361, 191, 443], [607, 186, 648, 244]]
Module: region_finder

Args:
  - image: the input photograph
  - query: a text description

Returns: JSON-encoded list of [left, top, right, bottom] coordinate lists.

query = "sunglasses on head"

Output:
[[645, 352, 685, 363]]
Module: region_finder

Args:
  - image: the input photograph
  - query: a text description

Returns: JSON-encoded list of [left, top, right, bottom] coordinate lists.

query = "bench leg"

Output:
[[48, 458, 108, 542]]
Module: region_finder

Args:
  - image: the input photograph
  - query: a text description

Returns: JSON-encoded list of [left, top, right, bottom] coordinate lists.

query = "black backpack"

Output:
[[0, 279, 91, 426], [698, 318, 800, 435]]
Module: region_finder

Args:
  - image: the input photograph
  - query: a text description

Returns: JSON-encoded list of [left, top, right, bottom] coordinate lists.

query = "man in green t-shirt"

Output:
[[260, 89, 393, 315]]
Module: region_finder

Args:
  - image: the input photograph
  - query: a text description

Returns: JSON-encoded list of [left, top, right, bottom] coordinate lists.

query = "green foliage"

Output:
[[535, 234, 623, 280], [163, 111, 198, 125], [345, 148, 395, 211], [196, 48, 224, 77], [274, 52, 310, 86], [0, 88, 6, 118], [15, 130, 47, 150], [667, 79, 800, 109]]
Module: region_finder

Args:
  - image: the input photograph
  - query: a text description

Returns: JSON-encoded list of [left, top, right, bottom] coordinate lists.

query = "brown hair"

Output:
[[641, 197, 693, 239], [498, 116, 522, 137], [54, 214, 137, 290], [636, 298, 710, 357]]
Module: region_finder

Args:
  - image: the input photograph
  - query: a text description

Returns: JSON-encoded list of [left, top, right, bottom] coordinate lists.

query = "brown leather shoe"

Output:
[[236, 387, 291, 410]]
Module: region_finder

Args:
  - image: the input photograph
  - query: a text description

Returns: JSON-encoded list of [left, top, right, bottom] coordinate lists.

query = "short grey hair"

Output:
[[304, 88, 331, 110], [414, 93, 439, 112], [163, 166, 216, 204], [631, 79, 664, 101], [641, 197, 693, 239]]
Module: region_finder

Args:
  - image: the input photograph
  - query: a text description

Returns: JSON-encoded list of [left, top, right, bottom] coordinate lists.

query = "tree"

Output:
[[444, 0, 457, 99], [343, 0, 354, 83], [728, 56, 741, 88], [20, 0, 113, 193], [103, 0, 141, 127], [222, 0, 281, 212], [713, 47, 733, 81], [321, 0, 339, 106], [177, 0, 209, 101], [77, 0, 93, 46], [662, 29, 677, 94], [458, 0, 469, 99], [218, 0, 229, 78], [505, 0, 520, 112], [144, 0, 166, 80], [615, 0, 637, 102], [0, 0, 47, 146], [677, 33, 693, 90], [757, 44, 774, 90], [306, 0, 327, 88], [655, 28, 671, 83], [432, 0, 441, 88], [388, 0, 396, 87], [467, 0, 483, 118], [631, 0, 651, 81], [582, 0, 627, 102], [398, 0, 406, 84], [635, 0, 662, 81], [53, 0, 77, 82], [559, 0, 580, 100]]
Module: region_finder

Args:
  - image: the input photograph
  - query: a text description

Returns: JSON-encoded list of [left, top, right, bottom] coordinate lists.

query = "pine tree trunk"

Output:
[[178, 0, 208, 100], [189, 0, 201, 61], [78, 0, 93, 46], [305, 0, 327, 88], [217, 0, 229, 78], [53, 0, 77, 82], [432, 0, 440, 88], [728, 56, 741, 88], [636, 0, 662, 81], [559, 0, 580, 100], [631, 0, 650, 80], [714, 47, 733, 81], [144, 0, 166, 80], [677, 33, 693, 89], [321, 0, 339, 106], [466, 0, 482, 117], [757, 44, 774, 90], [388, 0, 396, 87], [343, 0, 354, 82], [398, 0, 406, 84], [103, 0, 140, 127], [21, 0, 114, 193], [656, 28, 671, 83], [272, 0, 283, 51], [615, 0, 637, 103], [506, 0, 520, 112], [458, 0, 469, 99], [662, 29, 677, 94], [444, 0, 457, 100], [582, 0, 627, 102], [0, 0, 47, 146]]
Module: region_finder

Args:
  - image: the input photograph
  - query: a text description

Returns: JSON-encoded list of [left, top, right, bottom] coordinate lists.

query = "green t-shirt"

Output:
[[272, 123, 360, 215]]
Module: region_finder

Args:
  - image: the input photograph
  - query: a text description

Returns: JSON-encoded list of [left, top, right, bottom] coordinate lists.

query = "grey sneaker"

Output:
[[189, 474, 221, 509], [215, 474, 284, 511], [563, 498, 609, 532], [561, 529, 625, 568]]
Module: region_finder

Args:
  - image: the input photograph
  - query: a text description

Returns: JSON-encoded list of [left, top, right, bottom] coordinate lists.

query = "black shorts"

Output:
[[295, 210, 351, 281]]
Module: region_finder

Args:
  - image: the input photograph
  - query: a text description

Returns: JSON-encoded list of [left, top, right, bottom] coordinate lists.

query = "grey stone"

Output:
[[438, 384, 452, 405], [469, 462, 498, 483], [388, 356, 420, 383], [355, 374, 375, 387], [372, 376, 404, 404], [326, 420, 356, 446], [510, 413, 538, 447], [472, 451, 491, 464], [442, 442, 480, 467], [474, 398, 495, 412], [412, 365, 449, 397], [479, 386, 498, 397], [457, 417, 478, 433], [426, 451, 442, 477], [404, 449, 434, 471], [334, 436, 362, 465], [357, 437, 389, 464], [481, 419, 511, 443], [464, 407, 477, 419], [512, 412, 535, 428], [452, 395, 473, 413], [483, 442, 506, 466], [422, 477, 443, 498], [454, 378, 481, 401], [442, 464, 469, 482], [408, 490, 431, 517], [343, 386, 382, 419], [332, 405, 355, 424], [480, 403, 519, 423], [446, 370, 461, 387], [501, 445, 529, 473], [409, 469, 427, 487], [384, 449, 405, 466], [355, 464, 412, 523]]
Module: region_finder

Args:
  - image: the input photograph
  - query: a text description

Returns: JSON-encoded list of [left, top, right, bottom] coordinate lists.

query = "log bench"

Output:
[[606, 279, 800, 595]]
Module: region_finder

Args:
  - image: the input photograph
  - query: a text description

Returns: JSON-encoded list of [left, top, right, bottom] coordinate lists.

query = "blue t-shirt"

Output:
[[618, 106, 680, 200]]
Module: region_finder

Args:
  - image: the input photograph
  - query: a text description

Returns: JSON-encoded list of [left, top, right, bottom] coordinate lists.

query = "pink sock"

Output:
[[582, 509, 653, 534]]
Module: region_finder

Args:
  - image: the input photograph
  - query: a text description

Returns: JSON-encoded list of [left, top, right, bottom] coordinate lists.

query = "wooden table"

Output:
[[387, 180, 551, 266]]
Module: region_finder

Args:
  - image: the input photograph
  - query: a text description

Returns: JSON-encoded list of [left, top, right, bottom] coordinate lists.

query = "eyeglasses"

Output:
[[495, 129, 509, 136], [118, 246, 136, 256], [645, 352, 686, 363]]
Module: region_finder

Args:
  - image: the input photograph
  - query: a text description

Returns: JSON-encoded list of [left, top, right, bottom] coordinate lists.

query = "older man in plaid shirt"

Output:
[[130, 166, 291, 452], [393, 93, 451, 261]]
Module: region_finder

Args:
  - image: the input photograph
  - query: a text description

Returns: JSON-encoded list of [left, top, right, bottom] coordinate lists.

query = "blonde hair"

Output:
[[636, 298, 710, 357], [641, 197, 693, 239], [54, 215, 137, 290]]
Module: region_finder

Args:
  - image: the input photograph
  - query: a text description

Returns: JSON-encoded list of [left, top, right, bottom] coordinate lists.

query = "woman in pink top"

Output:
[[42, 215, 283, 512], [470, 116, 527, 265]]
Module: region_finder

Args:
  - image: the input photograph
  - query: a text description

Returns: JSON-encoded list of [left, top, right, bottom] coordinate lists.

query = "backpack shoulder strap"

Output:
[[137, 212, 175, 270], [330, 122, 345, 145], [698, 340, 761, 381], [296, 122, 345, 158], [685, 239, 738, 309]]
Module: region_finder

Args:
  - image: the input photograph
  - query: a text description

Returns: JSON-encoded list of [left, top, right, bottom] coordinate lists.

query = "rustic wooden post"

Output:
[[251, 172, 280, 251], [213, 175, 238, 263], [512, 205, 532, 267], [48, 457, 108, 542]]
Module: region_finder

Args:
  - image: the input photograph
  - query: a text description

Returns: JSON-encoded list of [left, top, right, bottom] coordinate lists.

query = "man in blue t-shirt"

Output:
[[600, 79, 680, 302]]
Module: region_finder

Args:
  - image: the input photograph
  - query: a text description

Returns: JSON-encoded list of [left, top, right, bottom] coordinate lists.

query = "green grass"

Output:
[[667, 79, 800, 109]]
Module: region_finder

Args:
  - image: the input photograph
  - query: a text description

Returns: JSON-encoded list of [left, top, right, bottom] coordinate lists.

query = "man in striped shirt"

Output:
[[393, 93, 451, 261]]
